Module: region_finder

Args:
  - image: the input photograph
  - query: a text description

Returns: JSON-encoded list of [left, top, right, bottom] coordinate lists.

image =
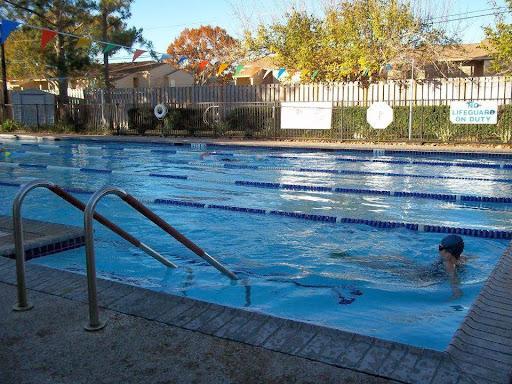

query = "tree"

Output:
[[90, 0, 152, 103], [244, 10, 324, 81], [243, 0, 456, 82], [0, 1, 151, 104], [1, 0, 96, 107], [166, 25, 241, 84], [483, 0, 512, 75]]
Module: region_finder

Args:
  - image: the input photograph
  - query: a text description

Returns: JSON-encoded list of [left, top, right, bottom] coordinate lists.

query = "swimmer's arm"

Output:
[[445, 266, 463, 301], [443, 260, 457, 278]]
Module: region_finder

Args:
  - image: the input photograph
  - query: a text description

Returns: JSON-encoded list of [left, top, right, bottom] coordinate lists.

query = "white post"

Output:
[[408, 59, 414, 141]]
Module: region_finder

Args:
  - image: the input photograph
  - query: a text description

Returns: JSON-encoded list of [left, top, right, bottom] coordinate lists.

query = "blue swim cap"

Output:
[[440, 235, 464, 258]]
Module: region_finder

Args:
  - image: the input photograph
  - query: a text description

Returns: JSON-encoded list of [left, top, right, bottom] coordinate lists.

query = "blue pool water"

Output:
[[1, 136, 511, 350]]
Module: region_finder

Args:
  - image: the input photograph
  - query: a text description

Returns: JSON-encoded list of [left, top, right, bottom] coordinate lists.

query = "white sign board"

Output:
[[367, 102, 393, 129], [450, 101, 498, 124], [281, 102, 332, 130]]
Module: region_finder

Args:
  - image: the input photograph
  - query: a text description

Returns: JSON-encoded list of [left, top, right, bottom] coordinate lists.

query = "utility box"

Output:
[[11, 89, 56, 126]]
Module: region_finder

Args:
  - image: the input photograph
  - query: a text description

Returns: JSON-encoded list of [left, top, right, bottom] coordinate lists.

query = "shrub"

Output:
[[127, 107, 157, 135], [0, 119, 26, 132]]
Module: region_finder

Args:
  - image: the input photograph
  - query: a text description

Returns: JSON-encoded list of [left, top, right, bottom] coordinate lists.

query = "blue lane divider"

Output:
[[1, 180, 510, 239], [149, 173, 188, 180], [270, 154, 506, 169], [80, 167, 113, 174], [18, 163, 48, 169], [2, 161, 512, 204], [10, 147, 512, 185]]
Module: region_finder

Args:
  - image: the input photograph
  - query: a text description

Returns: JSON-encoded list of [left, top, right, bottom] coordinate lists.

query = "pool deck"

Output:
[[0, 214, 85, 260], [1, 133, 512, 383]]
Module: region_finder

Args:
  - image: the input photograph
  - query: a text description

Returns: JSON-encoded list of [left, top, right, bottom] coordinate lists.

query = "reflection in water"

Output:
[[242, 278, 252, 307]]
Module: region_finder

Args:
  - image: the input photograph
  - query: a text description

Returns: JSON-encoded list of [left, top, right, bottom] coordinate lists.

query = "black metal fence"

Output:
[[1, 98, 512, 143]]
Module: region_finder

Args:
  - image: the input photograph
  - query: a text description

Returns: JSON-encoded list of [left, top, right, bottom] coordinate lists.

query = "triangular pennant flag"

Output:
[[103, 44, 117, 54], [277, 69, 286, 79], [75, 37, 92, 49], [385, 64, 392, 70], [177, 56, 189, 65], [160, 53, 173, 61], [363, 68, 370, 76], [217, 63, 229, 76], [41, 29, 57, 51], [198, 60, 209, 73], [263, 69, 272, 79], [132, 49, 146, 62], [301, 69, 309, 77], [312, 70, 319, 80], [1, 19, 20, 43], [234, 64, 244, 77], [250, 67, 261, 77]]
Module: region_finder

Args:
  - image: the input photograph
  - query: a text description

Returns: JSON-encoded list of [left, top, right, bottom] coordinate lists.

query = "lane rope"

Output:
[[0, 180, 509, 240], [2, 160, 512, 204]]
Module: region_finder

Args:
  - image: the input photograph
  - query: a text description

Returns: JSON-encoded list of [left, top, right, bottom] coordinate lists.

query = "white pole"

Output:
[[408, 59, 414, 141]]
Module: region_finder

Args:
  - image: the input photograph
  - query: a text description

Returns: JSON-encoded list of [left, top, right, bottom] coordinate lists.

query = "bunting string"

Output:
[[1, 18, 399, 81]]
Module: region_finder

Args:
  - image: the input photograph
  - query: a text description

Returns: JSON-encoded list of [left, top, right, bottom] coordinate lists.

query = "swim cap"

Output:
[[439, 235, 464, 258]]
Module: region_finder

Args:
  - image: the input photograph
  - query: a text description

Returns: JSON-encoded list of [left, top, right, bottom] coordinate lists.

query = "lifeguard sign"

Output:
[[367, 102, 393, 129], [450, 101, 498, 124]]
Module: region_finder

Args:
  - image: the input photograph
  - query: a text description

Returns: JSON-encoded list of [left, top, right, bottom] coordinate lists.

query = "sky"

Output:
[[112, 0, 512, 62]]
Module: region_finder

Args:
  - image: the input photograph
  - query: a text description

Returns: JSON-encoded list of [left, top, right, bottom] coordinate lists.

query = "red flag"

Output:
[[41, 29, 57, 51], [132, 49, 146, 62], [198, 60, 209, 73]]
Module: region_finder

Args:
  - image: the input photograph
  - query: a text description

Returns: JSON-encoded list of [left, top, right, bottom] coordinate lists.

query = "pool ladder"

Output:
[[11, 180, 238, 331]]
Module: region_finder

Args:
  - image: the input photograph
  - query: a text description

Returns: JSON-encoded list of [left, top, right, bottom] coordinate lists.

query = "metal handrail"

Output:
[[83, 187, 238, 331], [12, 180, 177, 312]]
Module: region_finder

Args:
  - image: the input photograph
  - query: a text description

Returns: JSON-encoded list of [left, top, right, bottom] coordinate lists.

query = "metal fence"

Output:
[[1, 98, 511, 143]]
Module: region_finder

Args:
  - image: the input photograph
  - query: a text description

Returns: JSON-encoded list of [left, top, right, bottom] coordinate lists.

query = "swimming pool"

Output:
[[1, 136, 511, 351]]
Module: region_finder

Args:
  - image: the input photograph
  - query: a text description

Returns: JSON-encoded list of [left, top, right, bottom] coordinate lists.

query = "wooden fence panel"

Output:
[[74, 76, 511, 107]]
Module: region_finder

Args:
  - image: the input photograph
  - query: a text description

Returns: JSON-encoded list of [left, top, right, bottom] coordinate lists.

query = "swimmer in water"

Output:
[[438, 234, 467, 300], [199, 151, 210, 160], [199, 151, 239, 162], [438, 235, 467, 278]]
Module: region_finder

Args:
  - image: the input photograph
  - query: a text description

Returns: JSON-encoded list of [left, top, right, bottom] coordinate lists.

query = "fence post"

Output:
[[408, 59, 414, 141]]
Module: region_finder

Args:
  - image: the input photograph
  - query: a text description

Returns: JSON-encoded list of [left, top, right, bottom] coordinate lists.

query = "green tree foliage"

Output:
[[166, 25, 241, 84], [1, 0, 96, 104], [483, 0, 512, 75], [244, 0, 456, 82], [243, 11, 324, 78], [0, 0, 150, 102]]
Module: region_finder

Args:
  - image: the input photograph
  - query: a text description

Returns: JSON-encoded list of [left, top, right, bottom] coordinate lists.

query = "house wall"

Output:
[[113, 65, 194, 88]]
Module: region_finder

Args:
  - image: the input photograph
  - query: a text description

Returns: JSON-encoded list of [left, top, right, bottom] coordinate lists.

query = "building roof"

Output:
[[89, 61, 168, 82], [439, 41, 495, 62], [237, 57, 277, 77]]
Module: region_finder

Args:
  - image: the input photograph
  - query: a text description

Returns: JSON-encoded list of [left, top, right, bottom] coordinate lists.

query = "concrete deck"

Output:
[[0, 215, 84, 260]]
